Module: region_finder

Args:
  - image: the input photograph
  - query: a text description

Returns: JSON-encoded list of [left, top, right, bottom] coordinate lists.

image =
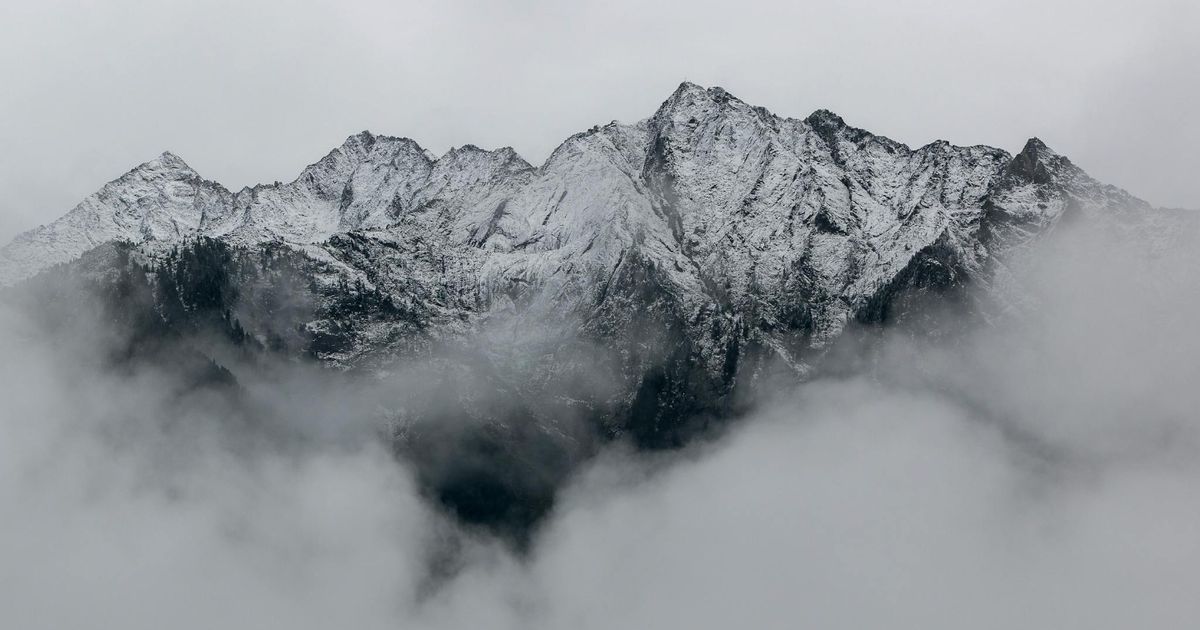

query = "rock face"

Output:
[[0, 79, 1175, 406], [1, 82, 1184, 536]]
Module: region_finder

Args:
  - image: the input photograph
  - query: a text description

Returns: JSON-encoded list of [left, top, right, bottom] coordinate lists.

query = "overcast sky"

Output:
[[1, 0, 1197, 242]]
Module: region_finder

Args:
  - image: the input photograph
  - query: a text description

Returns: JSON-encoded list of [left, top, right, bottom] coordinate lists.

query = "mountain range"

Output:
[[1, 82, 1188, 537]]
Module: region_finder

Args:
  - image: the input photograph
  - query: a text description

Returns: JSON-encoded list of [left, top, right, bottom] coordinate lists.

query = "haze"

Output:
[[2, 206, 1198, 629]]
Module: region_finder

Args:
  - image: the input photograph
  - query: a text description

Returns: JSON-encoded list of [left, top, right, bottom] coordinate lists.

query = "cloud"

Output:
[[1, 213, 1199, 629]]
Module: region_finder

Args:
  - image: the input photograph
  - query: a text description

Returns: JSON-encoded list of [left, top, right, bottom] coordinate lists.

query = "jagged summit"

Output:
[[1022, 136, 1052, 153], [3, 81, 1183, 541], [154, 150, 191, 167], [1014, 137, 1065, 167], [655, 81, 769, 128], [667, 81, 750, 106], [0, 81, 1158, 294], [127, 150, 199, 178], [1, 81, 1180, 516], [1000, 136, 1083, 189], [804, 108, 846, 127], [669, 80, 709, 99], [341, 129, 426, 152]]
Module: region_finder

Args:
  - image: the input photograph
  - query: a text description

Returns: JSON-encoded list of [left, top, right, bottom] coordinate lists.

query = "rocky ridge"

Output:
[[4, 81, 1190, 536]]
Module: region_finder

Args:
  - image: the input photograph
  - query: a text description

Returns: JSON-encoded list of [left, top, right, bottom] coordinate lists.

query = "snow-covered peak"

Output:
[[0, 82, 1160, 292], [655, 80, 763, 125], [437, 144, 532, 172], [1006, 137, 1070, 185], [804, 108, 847, 130], [666, 80, 709, 101], [0, 148, 231, 285], [113, 150, 205, 187], [303, 131, 431, 183], [1021, 136, 1053, 154], [146, 150, 195, 172]]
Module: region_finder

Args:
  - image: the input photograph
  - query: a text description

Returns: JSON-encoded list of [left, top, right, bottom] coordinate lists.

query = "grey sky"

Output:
[[1, 0, 1197, 243]]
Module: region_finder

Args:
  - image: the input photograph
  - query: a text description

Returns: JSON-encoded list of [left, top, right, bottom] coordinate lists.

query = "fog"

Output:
[[2, 216, 1199, 628]]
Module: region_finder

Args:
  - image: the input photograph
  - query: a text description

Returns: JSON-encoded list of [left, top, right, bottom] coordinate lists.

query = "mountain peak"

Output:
[[155, 150, 189, 167], [660, 81, 749, 112], [1007, 137, 1071, 185], [671, 80, 708, 98], [804, 108, 851, 148], [339, 130, 426, 154], [346, 129, 375, 146], [128, 151, 197, 178], [806, 108, 844, 124], [1020, 137, 1057, 158], [1, 82, 1157, 292], [805, 108, 846, 128]]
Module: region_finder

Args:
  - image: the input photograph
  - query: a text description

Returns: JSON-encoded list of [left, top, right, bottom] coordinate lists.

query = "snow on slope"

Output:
[[0, 81, 1167, 344], [0, 152, 232, 285]]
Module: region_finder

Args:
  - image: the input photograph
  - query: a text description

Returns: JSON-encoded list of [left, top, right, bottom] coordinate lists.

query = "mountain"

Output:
[[1, 82, 1185, 537]]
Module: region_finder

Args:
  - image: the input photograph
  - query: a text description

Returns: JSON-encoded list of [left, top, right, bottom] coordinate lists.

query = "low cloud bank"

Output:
[[2, 216, 1199, 629]]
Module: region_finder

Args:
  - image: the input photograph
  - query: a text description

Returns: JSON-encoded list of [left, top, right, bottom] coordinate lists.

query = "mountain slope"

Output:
[[2, 82, 1185, 534], [4, 81, 1179, 395], [4, 81, 1180, 397]]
